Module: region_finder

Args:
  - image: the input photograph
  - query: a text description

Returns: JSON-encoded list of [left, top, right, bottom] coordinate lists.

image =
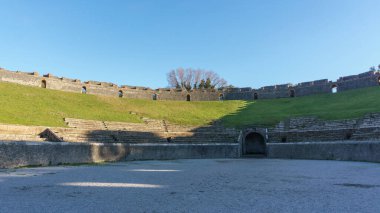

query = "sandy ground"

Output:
[[1, 158, 380, 213]]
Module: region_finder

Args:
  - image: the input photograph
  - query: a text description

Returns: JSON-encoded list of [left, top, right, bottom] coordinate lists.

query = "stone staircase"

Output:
[[351, 113, 380, 140], [268, 113, 380, 142], [0, 116, 238, 144], [0, 124, 47, 142], [52, 118, 239, 144]]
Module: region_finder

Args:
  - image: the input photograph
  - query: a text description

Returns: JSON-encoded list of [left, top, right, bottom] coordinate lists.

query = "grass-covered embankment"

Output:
[[1, 82, 380, 128], [221, 86, 380, 127], [0, 82, 243, 127]]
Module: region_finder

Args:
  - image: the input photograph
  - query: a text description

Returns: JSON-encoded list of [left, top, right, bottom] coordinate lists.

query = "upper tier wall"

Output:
[[224, 71, 380, 100], [0, 68, 221, 101], [1, 67, 379, 101]]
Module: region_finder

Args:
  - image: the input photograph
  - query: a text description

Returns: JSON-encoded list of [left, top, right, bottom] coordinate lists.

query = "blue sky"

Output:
[[1, 0, 380, 88]]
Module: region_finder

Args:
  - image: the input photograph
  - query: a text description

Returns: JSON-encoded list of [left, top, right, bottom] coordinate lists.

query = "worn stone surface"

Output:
[[1, 67, 380, 101], [126, 143, 239, 161], [267, 141, 380, 163], [1, 159, 380, 213], [225, 70, 380, 100], [0, 142, 128, 168], [0, 118, 239, 144], [0, 68, 222, 101], [265, 113, 380, 143], [0, 141, 239, 168]]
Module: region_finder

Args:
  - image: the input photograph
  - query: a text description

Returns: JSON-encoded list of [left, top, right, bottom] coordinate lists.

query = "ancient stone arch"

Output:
[[152, 93, 158, 100], [289, 89, 295, 98], [82, 86, 87, 94], [331, 84, 338, 94], [186, 94, 191, 101], [219, 94, 224, 101], [254, 93, 258, 100], [41, 80, 47, 88], [118, 90, 123, 98], [243, 132, 266, 155]]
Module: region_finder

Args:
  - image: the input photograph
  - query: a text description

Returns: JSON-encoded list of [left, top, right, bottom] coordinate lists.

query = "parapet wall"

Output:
[[0, 141, 239, 168], [224, 71, 380, 100], [1, 67, 380, 101], [267, 141, 380, 163], [0, 68, 221, 101]]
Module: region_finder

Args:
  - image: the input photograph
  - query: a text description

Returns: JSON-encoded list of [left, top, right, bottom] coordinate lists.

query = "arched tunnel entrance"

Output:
[[243, 132, 266, 155]]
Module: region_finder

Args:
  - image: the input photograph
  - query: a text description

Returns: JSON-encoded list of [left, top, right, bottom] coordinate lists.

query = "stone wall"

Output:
[[267, 141, 380, 163], [265, 113, 380, 143], [125, 143, 239, 161], [2, 67, 380, 101], [0, 141, 239, 168], [337, 71, 380, 92], [0, 68, 221, 101], [0, 141, 128, 168], [224, 71, 380, 100]]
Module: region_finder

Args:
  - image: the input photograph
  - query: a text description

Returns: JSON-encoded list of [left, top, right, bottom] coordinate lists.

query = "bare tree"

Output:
[[167, 70, 179, 88], [167, 68, 227, 91], [193, 69, 202, 89]]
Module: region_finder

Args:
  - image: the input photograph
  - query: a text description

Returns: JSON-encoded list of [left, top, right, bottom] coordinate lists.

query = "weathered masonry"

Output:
[[0, 68, 222, 101], [240, 114, 380, 162], [224, 71, 380, 100], [1, 67, 380, 101], [241, 113, 380, 146]]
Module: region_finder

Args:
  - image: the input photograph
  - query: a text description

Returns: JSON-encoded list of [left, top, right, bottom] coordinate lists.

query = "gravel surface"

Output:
[[1, 159, 380, 213]]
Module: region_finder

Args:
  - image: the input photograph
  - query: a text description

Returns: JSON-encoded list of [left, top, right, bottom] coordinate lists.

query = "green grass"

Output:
[[221, 86, 380, 127], [0, 82, 243, 127], [1, 82, 380, 128]]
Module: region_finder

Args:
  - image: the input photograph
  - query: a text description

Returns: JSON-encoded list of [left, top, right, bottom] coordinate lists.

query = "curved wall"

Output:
[[224, 71, 380, 100], [1, 67, 379, 101], [0, 68, 222, 101]]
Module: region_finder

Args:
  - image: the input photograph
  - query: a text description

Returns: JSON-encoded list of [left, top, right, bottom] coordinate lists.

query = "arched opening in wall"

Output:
[[81, 86, 87, 94], [331, 85, 338, 94], [244, 132, 266, 155], [219, 94, 224, 101], [186, 94, 191, 101], [41, 80, 47, 88], [289, 89, 295, 98], [281, 136, 287, 143], [253, 93, 258, 100], [152, 93, 157, 100], [118, 90, 123, 98]]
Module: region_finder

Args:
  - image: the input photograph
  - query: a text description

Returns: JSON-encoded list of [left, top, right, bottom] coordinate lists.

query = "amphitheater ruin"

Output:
[[1, 67, 380, 168], [1, 67, 380, 101]]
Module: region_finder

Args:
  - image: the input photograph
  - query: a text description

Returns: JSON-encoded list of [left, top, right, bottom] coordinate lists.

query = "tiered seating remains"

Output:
[[0, 124, 47, 142], [49, 118, 239, 144], [351, 114, 380, 140], [165, 123, 239, 143]]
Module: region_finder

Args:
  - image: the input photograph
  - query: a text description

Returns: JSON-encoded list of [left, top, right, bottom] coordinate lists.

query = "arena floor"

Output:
[[1, 158, 380, 213]]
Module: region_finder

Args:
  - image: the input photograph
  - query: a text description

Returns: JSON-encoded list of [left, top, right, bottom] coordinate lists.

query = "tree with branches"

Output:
[[167, 68, 227, 91]]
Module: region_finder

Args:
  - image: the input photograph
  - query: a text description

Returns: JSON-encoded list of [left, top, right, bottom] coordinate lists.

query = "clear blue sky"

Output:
[[1, 0, 380, 88]]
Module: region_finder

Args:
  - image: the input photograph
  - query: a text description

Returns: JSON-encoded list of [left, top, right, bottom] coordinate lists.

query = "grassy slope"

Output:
[[0, 82, 243, 127], [222, 86, 380, 127], [1, 82, 380, 128]]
